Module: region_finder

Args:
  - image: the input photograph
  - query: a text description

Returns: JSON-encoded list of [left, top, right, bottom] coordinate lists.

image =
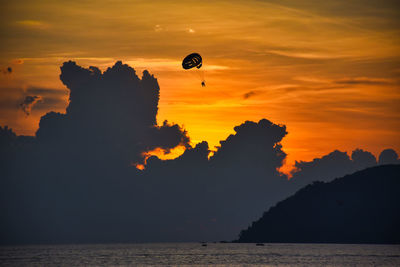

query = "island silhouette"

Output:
[[237, 165, 400, 244]]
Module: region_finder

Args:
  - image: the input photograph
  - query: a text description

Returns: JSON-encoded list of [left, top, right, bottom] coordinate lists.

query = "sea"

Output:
[[1, 243, 399, 266]]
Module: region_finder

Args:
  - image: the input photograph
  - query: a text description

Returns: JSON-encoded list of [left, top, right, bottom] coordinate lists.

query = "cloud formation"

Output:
[[24, 87, 67, 111], [379, 148, 400, 165], [290, 147, 400, 188], [46, 60, 190, 165], [289, 149, 380, 188], [141, 118, 291, 241], [243, 90, 258, 99], [19, 95, 42, 116], [0, 61, 292, 243], [351, 148, 377, 170], [0, 61, 398, 244], [334, 77, 392, 85]]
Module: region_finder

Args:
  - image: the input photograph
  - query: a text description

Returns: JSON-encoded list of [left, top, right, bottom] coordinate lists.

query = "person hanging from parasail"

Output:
[[182, 53, 205, 87]]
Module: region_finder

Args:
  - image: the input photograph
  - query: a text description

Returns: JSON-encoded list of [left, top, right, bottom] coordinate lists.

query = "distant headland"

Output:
[[237, 165, 400, 244]]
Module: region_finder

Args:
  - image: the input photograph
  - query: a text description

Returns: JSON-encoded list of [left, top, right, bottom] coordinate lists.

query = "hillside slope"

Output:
[[237, 165, 400, 244]]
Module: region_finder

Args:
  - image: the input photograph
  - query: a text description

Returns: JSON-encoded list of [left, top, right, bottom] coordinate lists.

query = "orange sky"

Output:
[[0, 0, 399, 172]]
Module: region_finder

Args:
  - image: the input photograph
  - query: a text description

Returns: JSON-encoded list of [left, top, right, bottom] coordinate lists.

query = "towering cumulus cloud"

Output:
[[0, 61, 398, 244], [1, 61, 190, 244], [143, 119, 290, 241], [37, 61, 189, 165]]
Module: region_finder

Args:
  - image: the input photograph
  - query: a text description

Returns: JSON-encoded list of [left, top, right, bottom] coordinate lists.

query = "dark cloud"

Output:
[[290, 150, 354, 187], [211, 119, 287, 170], [0, 58, 292, 243], [19, 95, 42, 116], [49, 60, 189, 165], [290, 148, 383, 188], [290, 147, 399, 189], [351, 148, 377, 170], [334, 77, 391, 85], [379, 148, 400, 165], [0, 86, 66, 122], [243, 90, 258, 99], [142, 119, 291, 241], [24, 87, 68, 111], [0, 60, 398, 244], [0, 61, 194, 244]]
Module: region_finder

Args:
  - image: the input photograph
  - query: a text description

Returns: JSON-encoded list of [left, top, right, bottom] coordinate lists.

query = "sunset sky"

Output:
[[1, 0, 399, 172]]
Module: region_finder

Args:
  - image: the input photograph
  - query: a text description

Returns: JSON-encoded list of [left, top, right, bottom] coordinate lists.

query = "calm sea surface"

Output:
[[1, 243, 399, 266]]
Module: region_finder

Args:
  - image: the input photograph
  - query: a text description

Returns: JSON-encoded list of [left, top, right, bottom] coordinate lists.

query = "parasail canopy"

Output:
[[182, 53, 202, 69]]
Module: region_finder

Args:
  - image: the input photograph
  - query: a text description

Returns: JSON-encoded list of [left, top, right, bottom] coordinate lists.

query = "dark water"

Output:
[[1, 243, 399, 266]]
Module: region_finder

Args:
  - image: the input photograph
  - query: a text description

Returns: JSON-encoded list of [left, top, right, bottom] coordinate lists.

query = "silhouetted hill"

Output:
[[237, 165, 400, 244]]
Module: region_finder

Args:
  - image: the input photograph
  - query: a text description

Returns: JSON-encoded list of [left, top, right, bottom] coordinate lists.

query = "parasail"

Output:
[[182, 53, 205, 86], [182, 53, 202, 69]]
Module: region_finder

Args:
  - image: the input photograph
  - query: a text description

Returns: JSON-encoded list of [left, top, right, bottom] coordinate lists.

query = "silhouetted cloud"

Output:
[[142, 118, 290, 241], [243, 90, 259, 99], [379, 148, 400, 165], [19, 87, 66, 116], [290, 148, 384, 188], [351, 148, 377, 171], [0, 60, 398, 245], [19, 95, 42, 116], [334, 77, 392, 85], [210, 119, 287, 170], [23, 87, 67, 111], [290, 150, 353, 187], [51, 60, 189, 165]]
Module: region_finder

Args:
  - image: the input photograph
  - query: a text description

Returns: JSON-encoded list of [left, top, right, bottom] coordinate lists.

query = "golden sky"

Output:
[[1, 0, 399, 172]]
